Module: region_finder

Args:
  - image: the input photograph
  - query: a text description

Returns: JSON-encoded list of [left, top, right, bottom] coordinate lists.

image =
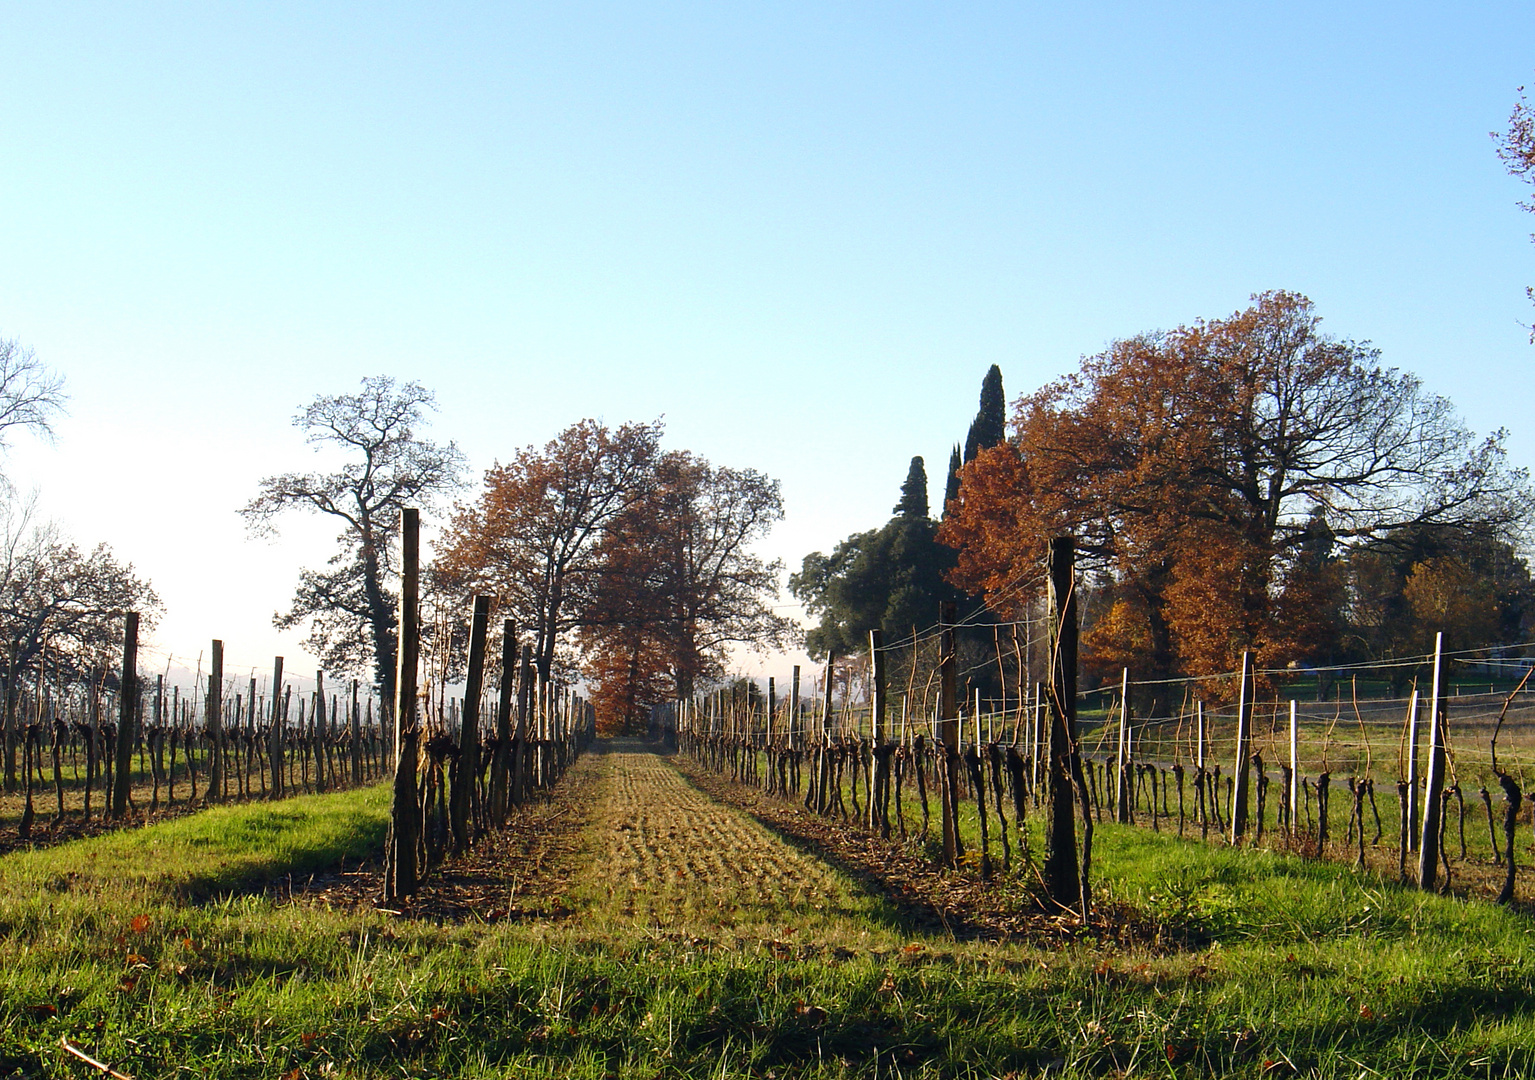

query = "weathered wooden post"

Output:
[[1289, 698, 1299, 835], [490, 619, 515, 826], [110, 612, 139, 819], [314, 671, 327, 794], [351, 680, 362, 785], [1419, 633, 1449, 891], [207, 640, 223, 804], [269, 657, 285, 799], [1115, 667, 1132, 824], [451, 594, 490, 854], [939, 602, 961, 867], [1406, 689, 1421, 851], [386, 508, 421, 902], [1044, 536, 1084, 915], [869, 628, 886, 831], [1230, 651, 1255, 844]]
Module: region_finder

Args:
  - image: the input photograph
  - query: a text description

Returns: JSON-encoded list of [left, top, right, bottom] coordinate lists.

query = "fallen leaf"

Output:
[[129, 914, 152, 934]]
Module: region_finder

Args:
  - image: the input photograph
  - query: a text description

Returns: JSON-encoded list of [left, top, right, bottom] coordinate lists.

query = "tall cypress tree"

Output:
[[942, 444, 962, 518], [963, 364, 1006, 464], [894, 456, 929, 519]]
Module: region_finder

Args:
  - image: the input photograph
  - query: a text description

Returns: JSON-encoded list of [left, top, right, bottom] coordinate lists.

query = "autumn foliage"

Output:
[[940, 292, 1532, 707]]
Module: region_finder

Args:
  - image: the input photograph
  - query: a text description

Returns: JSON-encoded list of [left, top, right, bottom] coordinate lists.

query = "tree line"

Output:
[[796, 292, 1535, 716], [247, 383, 791, 736]]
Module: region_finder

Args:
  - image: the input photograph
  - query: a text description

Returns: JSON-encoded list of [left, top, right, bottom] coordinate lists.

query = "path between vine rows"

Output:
[[294, 739, 1106, 947]]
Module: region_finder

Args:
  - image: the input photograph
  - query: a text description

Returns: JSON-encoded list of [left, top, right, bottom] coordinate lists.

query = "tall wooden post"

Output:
[[491, 619, 516, 826], [1044, 537, 1082, 912], [1419, 633, 1449, 890], [1115, 667, 1132, 824], [314, 671, 327, 793], [269, 657, 284, 799], [386, 508, 421, 902], [1406, 689, 1421, 851], [1288, 699, 1299, 834], [939, 601, 961, 867], [350, 680, 362, 785], [110, 612, 139, 819], [869, 628, 886, 829], [207, 639, 223, 804], [1231, 650, 1255, 843], [452, 594, 490, 854]]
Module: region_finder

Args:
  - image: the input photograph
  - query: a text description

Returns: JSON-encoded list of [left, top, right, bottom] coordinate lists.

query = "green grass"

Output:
[[5, 765, 1535, 1078]]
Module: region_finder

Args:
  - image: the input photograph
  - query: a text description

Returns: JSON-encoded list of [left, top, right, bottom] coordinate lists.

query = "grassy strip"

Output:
[[4, 756, 1535, 1077], [0, 782, 389, 902]]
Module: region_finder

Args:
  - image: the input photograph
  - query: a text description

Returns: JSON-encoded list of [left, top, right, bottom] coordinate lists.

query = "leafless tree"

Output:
[[241, 377, 464, 703]]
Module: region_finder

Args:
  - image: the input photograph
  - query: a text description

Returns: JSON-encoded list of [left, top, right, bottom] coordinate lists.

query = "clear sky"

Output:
[[1, 2, 1532, 689]]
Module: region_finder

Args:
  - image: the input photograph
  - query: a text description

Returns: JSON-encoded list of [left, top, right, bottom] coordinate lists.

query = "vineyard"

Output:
[[1, 532, 1535, 1078]]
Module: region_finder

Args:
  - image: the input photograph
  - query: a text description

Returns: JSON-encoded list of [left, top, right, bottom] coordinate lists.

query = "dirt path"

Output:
[[570, 739, 895, 941]]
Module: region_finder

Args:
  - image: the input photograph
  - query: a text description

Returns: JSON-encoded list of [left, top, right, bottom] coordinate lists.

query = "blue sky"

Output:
[[1, 2, 1532, 685]]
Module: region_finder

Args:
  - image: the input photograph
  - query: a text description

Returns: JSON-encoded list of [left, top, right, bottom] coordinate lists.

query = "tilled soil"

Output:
[[577, 739, 877, 932]]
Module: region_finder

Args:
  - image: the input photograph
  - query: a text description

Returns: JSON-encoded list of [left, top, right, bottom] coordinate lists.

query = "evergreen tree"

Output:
[[962, 364, 1006, 464], [894, 456, 929, 519], [942, 444, 962, 518]]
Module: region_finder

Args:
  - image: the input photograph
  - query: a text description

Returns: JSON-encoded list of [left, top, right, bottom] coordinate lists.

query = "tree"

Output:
[[942, 444, 962, 518], [1497, 82, 1535, 340], [894, 456, 929, 519], [0, 336, 65, 456], [241, 377, 464, 702], [435, 419, 663, 683], [963, 364, 1006, 464], [0, 523, 161, 790], [792, 464, 962, 659], [942, 292, 1533, 707], [582, 451, 792, 723]]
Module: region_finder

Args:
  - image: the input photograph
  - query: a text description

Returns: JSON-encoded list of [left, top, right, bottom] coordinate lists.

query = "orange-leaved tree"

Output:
[[941, 292, 1531, 712]]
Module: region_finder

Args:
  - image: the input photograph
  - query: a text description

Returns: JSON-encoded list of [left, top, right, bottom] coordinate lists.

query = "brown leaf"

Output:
[[129, 914, 152, 934]]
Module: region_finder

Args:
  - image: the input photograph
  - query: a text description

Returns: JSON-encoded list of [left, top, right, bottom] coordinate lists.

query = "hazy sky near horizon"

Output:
[[1, 2, 1532, 689]]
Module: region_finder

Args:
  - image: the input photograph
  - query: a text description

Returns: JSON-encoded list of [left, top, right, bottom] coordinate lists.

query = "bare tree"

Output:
[[0, 336, 65, 453], [241, 377, 464, 703], [1497, 82, 1535, 340]]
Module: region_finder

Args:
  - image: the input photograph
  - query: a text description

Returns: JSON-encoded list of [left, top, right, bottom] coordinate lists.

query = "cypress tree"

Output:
[[894, 456, 929, 519], [963, 364, 1006, 464], [942, 444, 962, 517]]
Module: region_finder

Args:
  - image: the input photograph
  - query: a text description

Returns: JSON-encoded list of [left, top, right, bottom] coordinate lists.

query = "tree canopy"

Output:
[[940, 292, 1534, 704], [242, 376, 464, 700]]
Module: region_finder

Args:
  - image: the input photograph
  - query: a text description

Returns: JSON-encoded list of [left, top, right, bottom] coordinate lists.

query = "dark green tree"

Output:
[[894, 456, 929, 518], [963, 364, 1006, 464], [942, 444, 962, 518], [791, 464, 961, 658]]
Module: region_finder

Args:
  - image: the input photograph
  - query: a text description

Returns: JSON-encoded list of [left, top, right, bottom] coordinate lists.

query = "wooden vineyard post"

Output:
[[269, 657, 284, 798], [1289, 699, 1299, 836], [1231, 651, 1255, 844], [351, 680, 362, 785], [817, 652, 836, 814], [869, 628, 886, 831], [938, 602, 961, 868], [1406, 689, 1421, 851], [1044, 536, 1085, 916], [490, 619, 515, 826], [314, 671, 327, 794], [386, 508, 421, 903], [451, 594, 490, 854], [1115, 668, 1132, 824], [207, 639, 223, 804], [110, 612, 139, 819], [1419, 632, 1449, 891], [790, 665, 801, 796], [512, 643, 533, 808]]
